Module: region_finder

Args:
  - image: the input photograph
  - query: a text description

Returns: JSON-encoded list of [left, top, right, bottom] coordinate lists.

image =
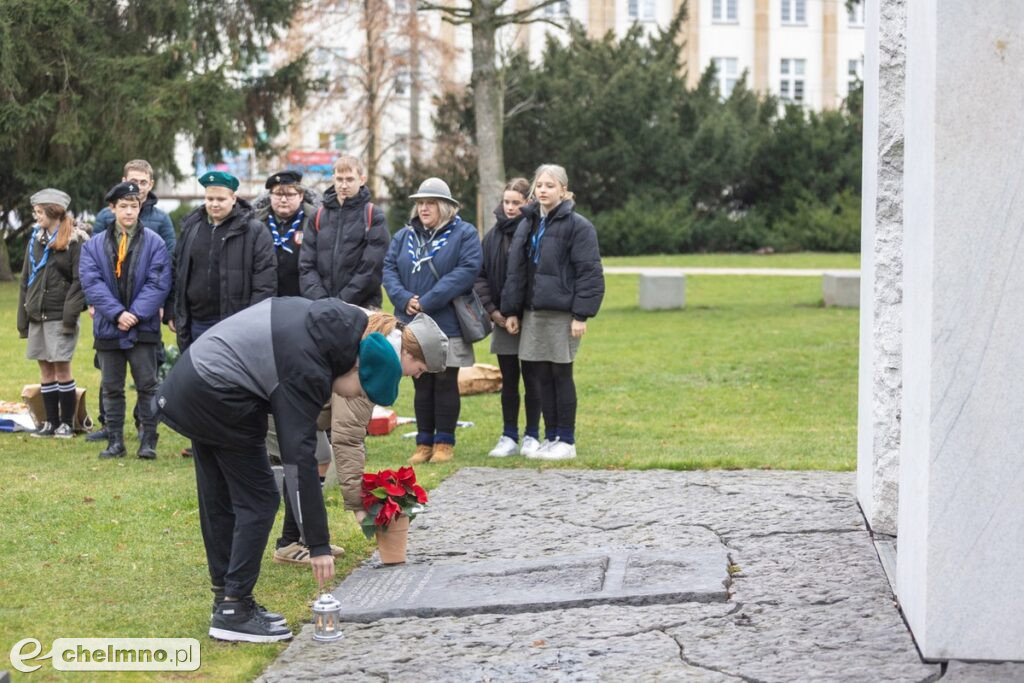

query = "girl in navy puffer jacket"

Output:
[[501, 165, 605, 461]]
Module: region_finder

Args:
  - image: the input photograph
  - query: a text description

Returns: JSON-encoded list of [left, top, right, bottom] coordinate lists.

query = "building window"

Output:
[[642, 0, 654, 19], [848, 1, 864, 27], [627, 0, 637, 20], [712, 0, 738, 23], [781, 0, 805, 24], [780, 58, 806, 103], [847, 57, 863, 93], [545, 0, 570, 16], [712, 57, 739, 96]]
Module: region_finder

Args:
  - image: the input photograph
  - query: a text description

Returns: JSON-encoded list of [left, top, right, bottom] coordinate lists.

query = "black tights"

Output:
[[497, 354, 541, 440], [522, 360, 577, 444], [413, 368, 461, 445]]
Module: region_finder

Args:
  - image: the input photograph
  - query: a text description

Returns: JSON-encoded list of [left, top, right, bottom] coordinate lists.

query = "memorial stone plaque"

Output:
[[333, 549, 729, 623]]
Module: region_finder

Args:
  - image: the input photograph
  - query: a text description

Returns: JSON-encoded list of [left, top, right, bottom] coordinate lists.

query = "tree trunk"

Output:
[[471, 7, 505, 232], [408, 4, 422, 159], [364, 0, 381, 193], [0, 237, 13, 282]]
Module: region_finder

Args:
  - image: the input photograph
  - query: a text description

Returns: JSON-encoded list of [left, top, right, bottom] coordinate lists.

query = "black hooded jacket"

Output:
[[500, 200, 605, 321], [169, 197, 277, 349], [157, 297, 367, 558], [473, 205, 521, 316], [298, 185, 389, 307]]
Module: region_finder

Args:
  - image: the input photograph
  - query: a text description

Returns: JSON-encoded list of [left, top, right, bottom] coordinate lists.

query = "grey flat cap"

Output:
[[409, 177, 460, 208], [406, 313, 449, 373], [30, 188, 71, 210]]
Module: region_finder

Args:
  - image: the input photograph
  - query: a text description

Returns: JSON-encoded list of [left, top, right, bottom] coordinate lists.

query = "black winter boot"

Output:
[[99, 433, 126, 459], [137, 431, 158, 460]]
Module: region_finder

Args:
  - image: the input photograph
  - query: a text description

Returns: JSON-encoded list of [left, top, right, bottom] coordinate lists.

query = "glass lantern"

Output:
[[312, 593, 343, 642]]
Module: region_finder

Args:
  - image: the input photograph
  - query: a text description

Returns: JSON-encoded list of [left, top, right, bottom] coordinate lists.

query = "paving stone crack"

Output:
[[665, 631, 764, 682], [744, 528, 864, 538]]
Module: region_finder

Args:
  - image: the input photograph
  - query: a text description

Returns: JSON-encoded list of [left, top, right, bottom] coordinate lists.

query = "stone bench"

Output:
[[638, 272, 686, 310], [822, 272, 860, 308]]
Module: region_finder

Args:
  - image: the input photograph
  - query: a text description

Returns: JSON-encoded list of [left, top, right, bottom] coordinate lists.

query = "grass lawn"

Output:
[[0, 260, 858, 681], [603, 252, 860, 269]]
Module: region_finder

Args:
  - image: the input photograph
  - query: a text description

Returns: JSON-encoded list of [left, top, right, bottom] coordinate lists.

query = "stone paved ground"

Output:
[[258, 468, 974, 681]]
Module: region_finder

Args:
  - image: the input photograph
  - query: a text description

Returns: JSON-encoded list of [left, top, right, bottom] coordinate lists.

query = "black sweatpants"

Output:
[[158, 355, 277, 599], [192, 439, 279, 599], [413, 368, 461, 445]]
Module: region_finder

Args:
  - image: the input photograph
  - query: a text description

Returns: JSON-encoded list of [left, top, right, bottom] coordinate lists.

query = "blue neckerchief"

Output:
[[27, 226, 56, 286], [407, 217, 459, 273], [529, 216, 547, 265], [268, 209, 304, 253]]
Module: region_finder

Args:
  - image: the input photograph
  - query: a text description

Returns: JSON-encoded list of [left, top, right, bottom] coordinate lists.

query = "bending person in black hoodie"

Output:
[[157, 297, 404, 643]]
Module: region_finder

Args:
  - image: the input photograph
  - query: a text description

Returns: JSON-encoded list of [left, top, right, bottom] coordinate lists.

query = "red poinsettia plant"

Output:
[[360, 466, 428, 538]]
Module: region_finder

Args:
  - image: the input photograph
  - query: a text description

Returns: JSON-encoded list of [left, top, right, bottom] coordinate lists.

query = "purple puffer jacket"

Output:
[[79, 226, 171, 349]]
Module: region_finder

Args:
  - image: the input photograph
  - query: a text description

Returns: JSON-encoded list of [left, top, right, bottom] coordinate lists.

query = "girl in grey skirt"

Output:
[[500, 165, 605, 460], [474, 177, 544, 457], [17, 189, 87, 438]]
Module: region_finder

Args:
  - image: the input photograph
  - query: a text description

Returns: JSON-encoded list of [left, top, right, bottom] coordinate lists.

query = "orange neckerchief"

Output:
[[115, 230, 129, 277]]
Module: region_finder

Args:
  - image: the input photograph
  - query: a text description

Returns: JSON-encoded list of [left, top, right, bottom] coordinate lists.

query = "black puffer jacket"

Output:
[[474, 205, 520, 315], [298, 185, 389, 307], [18, 228, 88, 336], [500, 200, 604, 321], [170, 198, 277, 348]]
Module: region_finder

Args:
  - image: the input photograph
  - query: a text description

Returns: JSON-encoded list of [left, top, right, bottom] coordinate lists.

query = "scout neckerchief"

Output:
[[115, 224, 138, 278], [268, 209, 304, 253], [407, 217, 458, 273], [27, 225, 56, 287], [529, 215, 548, 265]]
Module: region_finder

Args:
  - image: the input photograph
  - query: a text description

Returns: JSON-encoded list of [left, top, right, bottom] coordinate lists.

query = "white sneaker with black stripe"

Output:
[[209, 600, 292, 643]]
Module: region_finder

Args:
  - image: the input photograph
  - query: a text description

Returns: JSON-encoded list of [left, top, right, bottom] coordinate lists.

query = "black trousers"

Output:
[[97, 343, 158, 435], [413, 368, 461, 445], [158, 355, 277, 599], [497, 354, 542, 438], [96, 345, 165, 430], [523, 361, 577, 439], [192, 440, 279, 599]]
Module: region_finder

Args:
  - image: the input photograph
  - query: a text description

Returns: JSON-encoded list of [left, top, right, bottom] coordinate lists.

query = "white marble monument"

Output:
[[856, 0, 906, 537], [895, 0, 1024, 661]]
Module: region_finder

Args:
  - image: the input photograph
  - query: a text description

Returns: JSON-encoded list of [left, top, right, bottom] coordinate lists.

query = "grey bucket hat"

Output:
[[406, 313, 449, 373], [409, 177, 460, 208], [30, 188, 71, 210]]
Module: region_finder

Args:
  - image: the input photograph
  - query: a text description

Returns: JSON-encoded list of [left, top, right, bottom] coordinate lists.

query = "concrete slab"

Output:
[[332, 549, 729, 622], [638, 273, 685, 310], [823, 271, 861, 308]]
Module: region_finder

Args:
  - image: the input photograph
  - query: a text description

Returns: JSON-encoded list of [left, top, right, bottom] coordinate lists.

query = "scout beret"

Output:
[[405, 313, 449, 373], [198, 170, 240, 192], [30, 188, 71, 210], [104, 182, 141, 205], [265, 170, 303, 189], [358, 332, 402, 407]]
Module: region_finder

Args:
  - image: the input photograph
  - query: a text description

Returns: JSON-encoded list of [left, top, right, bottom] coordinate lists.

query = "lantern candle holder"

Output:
[[312, 593, 343, 642]]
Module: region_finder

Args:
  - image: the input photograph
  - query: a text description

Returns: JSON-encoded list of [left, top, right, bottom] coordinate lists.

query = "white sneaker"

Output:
[[536, 439, 577, 460], [488, 435, 519, 457], [520, 435, 542, 457], [525, 438, 555, 460]]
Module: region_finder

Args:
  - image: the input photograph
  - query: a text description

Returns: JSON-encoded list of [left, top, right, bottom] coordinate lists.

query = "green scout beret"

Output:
[[198, 170, 240, 192], [358, 332, 402, 406]]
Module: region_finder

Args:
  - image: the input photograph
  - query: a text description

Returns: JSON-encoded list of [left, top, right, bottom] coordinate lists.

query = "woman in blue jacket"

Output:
[[501, 165, 605, 461], [383, 178, 482, 464]]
